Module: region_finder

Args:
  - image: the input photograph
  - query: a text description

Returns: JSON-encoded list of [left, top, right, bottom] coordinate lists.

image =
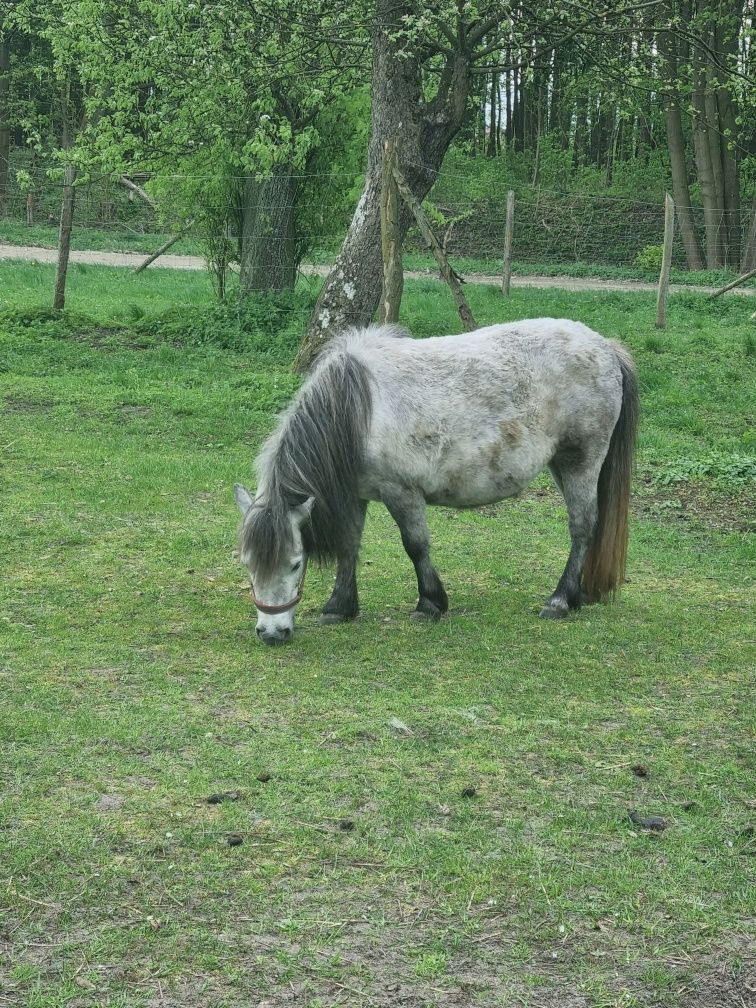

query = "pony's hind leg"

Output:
[[319, 500, 367, 625], [382, 488, 449, 620], [541, 458, 602, 619]]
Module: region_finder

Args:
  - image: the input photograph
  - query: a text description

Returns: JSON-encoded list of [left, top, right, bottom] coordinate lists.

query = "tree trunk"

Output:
[[514, 65, 525, 152], [714, 4, 741, 268], [523, 59, 538, 152], [478, 92, 486, 156], [741, 195, 756, 272], [494, 73, 501, 155], [504, 55, 512, 149], [664, 99, 704, 270], [657, 15, 704, 269], [54, 77, 77, 311], [572, 93, 587, 168], [379, 139, 403, 322], [704, 51, 725, 212], [53, 162, 76, 310], [295, 0, 471, 372], [239, 165, 300, 293], [605, 114, 617, 187], [550, 53, 570, 149], [548, 51, 559, 135], [0, 36, 10, 211], [589, 97, 602, 166], [637, 116, 655, 156], [717, 84, 740, 268], [691, 48, 723, 268], [532, 97, 542, 186], [486, 71, 498, 158]]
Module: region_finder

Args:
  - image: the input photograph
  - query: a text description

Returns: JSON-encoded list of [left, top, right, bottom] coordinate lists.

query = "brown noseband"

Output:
[[251, 557, 308, 616]]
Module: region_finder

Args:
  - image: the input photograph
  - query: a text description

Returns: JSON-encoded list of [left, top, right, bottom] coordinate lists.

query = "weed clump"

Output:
[[134, 289, 316, 361]]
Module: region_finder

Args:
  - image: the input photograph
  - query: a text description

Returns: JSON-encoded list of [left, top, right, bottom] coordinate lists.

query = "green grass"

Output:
[[1, 264, 754, 1007], [0, 219, 202, 256], [0, 259, 218, 324]]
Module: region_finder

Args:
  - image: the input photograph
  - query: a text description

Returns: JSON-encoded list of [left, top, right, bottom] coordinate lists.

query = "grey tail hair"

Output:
[[582, 342, 639, 603], [246, 349, 372, 575]]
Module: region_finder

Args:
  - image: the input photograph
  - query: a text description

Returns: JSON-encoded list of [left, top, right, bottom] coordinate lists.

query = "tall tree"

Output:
[[27, 0, 370, 294], [657, 3, 704, 269], [0, 32, 10, 209], [296, 0, 657, 370], [295, 0, 475, 370]]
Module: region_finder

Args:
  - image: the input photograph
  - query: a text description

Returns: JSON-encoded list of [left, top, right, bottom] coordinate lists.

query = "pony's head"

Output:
[[234, 484, 314, 645]]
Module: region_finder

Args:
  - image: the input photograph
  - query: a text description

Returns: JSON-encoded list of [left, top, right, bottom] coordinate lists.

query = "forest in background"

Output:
[[1, 0, 755, 301]]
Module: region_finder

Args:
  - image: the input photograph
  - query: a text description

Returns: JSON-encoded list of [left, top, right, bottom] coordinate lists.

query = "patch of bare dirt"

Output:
[[70, 327, 147, 350], [633, 479, 755, 534], [2, 395, 55, 414], [116, 404, 153, 419], [675, 956, 756, 1007], [476, 479, 753, 534], [3, 889, 753, 1008]]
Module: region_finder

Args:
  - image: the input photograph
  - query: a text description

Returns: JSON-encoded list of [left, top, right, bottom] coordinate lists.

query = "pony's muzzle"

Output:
[[256, 625, 293, 645]]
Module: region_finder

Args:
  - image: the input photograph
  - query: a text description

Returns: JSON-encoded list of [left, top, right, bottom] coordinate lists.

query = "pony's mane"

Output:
[[241, 343, 374, 576]]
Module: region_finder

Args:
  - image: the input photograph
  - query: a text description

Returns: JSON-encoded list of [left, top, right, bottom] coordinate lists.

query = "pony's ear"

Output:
[[234, 483, 254, 515], [295, 496, 315, 524]]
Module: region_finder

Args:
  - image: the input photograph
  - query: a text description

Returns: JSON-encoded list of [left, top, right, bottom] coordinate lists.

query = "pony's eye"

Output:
[[291, 560, 302, 572]]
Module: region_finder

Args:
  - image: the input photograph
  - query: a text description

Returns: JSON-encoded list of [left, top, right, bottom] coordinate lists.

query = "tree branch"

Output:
[[119, 175, 155, 209]]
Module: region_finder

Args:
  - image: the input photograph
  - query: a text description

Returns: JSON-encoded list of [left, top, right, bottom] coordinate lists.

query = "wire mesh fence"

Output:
[[1, 158, 754, 298]]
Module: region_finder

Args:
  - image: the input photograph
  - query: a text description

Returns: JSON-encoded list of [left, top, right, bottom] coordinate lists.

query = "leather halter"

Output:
[[251, 557, 308, 615]]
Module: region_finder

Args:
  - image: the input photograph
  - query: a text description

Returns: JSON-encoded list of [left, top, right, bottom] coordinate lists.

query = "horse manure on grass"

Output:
[[631, 764, 650, 778], [628, 809, 668, 832], [205, 790, 243, 805], [226, 833, 244, 847], [256, 771, 272, 782], [461, 786, 478, 799]]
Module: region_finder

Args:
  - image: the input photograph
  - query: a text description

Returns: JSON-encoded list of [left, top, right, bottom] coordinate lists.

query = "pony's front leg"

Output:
[[319, 500, 367, 625], [383, 489, 449, 621]]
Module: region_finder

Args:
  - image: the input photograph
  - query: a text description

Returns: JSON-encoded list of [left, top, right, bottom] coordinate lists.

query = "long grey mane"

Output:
[[242, 341, 374, 575]]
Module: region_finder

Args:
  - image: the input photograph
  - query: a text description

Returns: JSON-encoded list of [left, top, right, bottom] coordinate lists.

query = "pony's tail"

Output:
[[582, 342, 639, 603]]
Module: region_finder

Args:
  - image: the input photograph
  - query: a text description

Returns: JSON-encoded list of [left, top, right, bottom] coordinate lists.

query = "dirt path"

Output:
[[2, 240, 754, 297]]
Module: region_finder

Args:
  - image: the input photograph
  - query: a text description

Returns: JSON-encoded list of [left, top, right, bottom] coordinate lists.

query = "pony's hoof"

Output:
[[539, 601, 569, 620], [318, 612, 353, 625], [411, 599, 444, 621]]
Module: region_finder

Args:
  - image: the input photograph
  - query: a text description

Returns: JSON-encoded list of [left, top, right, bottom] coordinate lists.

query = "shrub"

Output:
[[134, 288, 316, 361], [634, 245, 664, 272]]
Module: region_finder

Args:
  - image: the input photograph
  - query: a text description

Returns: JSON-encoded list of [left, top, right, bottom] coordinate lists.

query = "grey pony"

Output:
[[235, 319, 638, 645]]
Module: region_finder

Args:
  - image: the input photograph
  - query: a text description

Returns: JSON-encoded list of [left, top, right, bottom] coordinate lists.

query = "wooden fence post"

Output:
[[392, 161, 477, 331], [134, 220, 196, 274], [501, 189, 515, 296], [708, 266, 756, 299], [379, 139, 403, 324], [655, 192, 675, 330]]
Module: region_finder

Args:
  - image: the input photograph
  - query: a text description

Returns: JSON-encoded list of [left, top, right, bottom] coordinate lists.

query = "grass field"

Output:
[[1, 262, 754, 1007]]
